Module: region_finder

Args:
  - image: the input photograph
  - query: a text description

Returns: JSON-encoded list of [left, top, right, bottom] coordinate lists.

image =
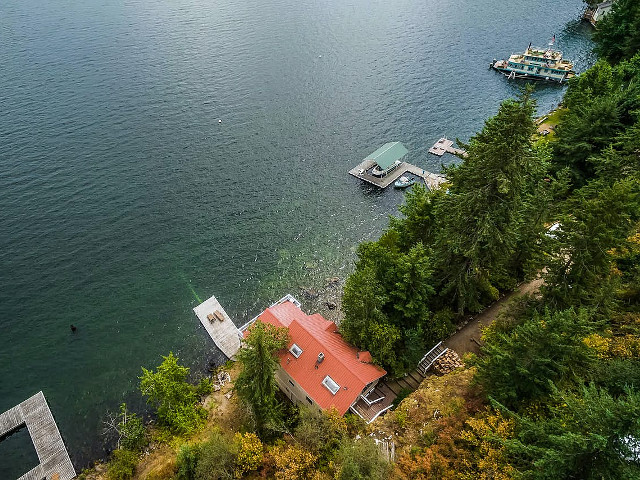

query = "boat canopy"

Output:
[[365, 142, 408, 170]]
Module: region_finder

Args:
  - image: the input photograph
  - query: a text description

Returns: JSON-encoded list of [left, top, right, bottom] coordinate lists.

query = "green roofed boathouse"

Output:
[[348, 141, 446, 190], [367, 142, 408, 175]]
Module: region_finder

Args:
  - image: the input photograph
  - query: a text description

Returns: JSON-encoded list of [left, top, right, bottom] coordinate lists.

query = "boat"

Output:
[[394, 176, 415, 189], [490, 38, 576, 83]]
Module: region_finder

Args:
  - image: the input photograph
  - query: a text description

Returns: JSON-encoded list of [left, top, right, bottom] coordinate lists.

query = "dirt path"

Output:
[[444, 277, 543, 355]]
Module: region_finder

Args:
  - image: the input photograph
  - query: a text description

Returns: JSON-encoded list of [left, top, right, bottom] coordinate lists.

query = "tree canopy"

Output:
[[139, 352, 210, 435], [341, 89, 551, 375], [235, 321, 289, 439]]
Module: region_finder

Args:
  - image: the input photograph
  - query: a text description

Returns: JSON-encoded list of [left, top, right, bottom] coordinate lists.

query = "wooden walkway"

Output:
[[193, 295, 242, 359], [348, 160, 447, 190], [0, 391, 75, 480], [428, 137, 466, 157]]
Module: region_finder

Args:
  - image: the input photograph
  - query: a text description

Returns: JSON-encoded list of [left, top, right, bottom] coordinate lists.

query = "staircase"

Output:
[[417, 341, 448, 376]]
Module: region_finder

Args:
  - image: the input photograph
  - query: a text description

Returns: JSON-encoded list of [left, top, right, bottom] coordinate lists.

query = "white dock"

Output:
[[193, 295, 242, 359], [428, 138, 466, 157], [0, 391, 76, 480]]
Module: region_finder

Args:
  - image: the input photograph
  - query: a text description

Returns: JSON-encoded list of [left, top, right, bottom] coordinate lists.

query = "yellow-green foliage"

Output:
[[585, 332, 640, 359], [460, 411, 517, 480], [233, 432, 263, 478], [378, 367, 478, 450], [107, 449, 138, 480], [269, 444, 317, 480]]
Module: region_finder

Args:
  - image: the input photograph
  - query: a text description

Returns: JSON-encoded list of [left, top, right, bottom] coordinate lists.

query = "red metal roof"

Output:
[[255, 300, 386, 415]]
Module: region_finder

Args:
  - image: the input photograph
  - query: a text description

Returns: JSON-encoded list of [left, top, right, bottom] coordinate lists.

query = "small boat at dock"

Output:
[[490, 37, 575, 83], [394, 176, 416, 189]]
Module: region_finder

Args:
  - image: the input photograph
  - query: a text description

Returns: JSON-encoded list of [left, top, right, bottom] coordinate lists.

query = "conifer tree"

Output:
[[504, 384, 640, 479], [434, 88, 550, 313], [235, 321, 289, 439]]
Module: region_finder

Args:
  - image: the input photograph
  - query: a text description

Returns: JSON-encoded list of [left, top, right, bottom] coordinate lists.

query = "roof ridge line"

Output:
[[292, 316, 379, 384]]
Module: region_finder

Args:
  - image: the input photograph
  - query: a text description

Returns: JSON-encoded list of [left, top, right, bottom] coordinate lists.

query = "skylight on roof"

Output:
[[322, 375, 340, 395], [289, 343, 303, 358]]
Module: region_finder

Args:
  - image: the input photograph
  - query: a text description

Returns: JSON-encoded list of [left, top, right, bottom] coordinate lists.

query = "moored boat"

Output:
[[394, 176, 416, 189], [491, 37, 575, 83]]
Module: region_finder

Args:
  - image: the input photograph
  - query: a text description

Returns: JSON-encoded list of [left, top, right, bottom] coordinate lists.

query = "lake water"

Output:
[[0, 0, 593, 474]]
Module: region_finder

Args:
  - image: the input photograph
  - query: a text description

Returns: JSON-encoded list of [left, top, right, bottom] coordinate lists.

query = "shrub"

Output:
[[293, 407, 346, 464], [270, 444, 317, 480], [116, 404, 146, 452], [175, 443, 199, 480], [335, 438, 389, 480], [107, 449, 138, 480], [391, 388, 412, 409], [233, 432, 263, 478], [195, 431, 235, 480]]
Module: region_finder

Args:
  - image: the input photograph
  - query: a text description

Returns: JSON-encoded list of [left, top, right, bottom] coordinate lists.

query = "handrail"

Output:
[[419, 341, 443, 365]]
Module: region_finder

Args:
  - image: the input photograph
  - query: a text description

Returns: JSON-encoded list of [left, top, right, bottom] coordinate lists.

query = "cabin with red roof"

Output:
[[245, 296, 389, 422]]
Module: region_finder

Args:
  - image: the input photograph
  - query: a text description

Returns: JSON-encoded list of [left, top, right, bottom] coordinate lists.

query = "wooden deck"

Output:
[[350, 382, 396, 424], [428, 137, 466, 157], [193, 295, 242, 359], [350, 343, 457, 424], [0, 391, 75, 480], [348, 160, 447, 190]]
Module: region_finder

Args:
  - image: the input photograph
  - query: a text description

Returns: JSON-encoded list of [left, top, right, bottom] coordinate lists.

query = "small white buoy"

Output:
[[318, 55, 322, 58], [218, 119, 222, 123]]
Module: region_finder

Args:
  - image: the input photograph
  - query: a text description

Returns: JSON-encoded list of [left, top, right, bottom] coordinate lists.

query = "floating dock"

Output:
[[428, 137, 466, 157], [348, 160, 446, 190], [0, 391, 76, 480], [193, 295, 242, 359]]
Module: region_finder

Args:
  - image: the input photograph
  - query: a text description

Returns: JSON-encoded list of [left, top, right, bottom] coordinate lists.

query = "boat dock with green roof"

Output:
[[348, 141, 447, 190]]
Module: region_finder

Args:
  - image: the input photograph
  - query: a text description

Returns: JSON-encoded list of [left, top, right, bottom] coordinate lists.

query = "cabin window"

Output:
[[306, 396, 313, 405], [289, 343, 303, 358], [289, 379, 295, 387], [322, 375, 340, 395]]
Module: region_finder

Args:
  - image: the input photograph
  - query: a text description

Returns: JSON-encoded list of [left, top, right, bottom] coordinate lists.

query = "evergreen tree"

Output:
[[505, 384, 640, 479], [475, 309, 597, 408], [340, 232, 442, 375], [235, 321, 289, 439], [594, 0, 640, 64], [434, 88, 550, 313], [543, 177, 640, 310]]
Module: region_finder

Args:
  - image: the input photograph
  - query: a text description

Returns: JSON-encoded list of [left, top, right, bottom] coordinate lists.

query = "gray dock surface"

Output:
[[348, 160, 446, 190], [193, 295, 242, 359], [0, 391, 76, 480], [428, 137, 466, 157]]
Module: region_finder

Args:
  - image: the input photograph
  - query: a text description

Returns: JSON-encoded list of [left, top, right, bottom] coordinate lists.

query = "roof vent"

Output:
[[317, 352, 325, 364]]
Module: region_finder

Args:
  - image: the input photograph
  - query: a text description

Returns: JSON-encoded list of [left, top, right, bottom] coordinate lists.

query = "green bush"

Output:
[[175, 443, 200, 480], [194, 431, 236, 480], [107, 449, 138, 480], [294, 407, 346, 465], [117, 404, 146, 452], [336, 438, 388, 480], [139, 352, 208, 435], [391, 388, 412, 409]]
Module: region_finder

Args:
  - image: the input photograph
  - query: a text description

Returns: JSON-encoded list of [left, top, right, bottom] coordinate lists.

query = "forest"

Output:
[[83, 1, 640, 478]]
